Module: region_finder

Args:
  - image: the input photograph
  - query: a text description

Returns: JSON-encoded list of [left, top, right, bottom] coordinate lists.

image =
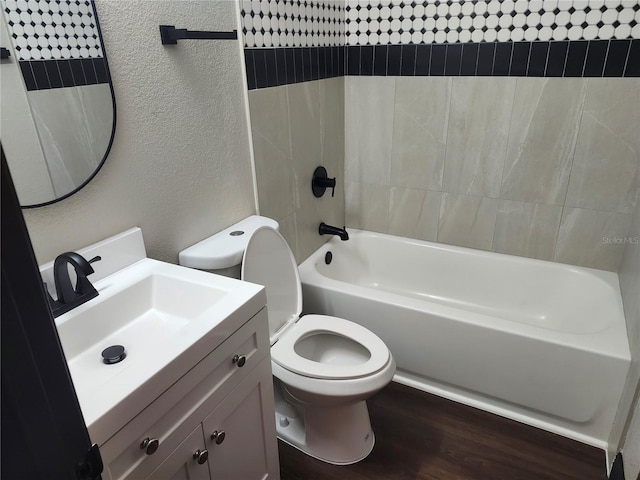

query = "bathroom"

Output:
[[1, 0, 639, 479]]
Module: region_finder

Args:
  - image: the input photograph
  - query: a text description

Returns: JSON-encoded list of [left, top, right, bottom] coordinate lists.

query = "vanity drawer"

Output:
[[101, 307, 269, 480]]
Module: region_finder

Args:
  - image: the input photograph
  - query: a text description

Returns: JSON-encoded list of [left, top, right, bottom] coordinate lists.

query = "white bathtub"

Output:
[[298, 229, 631, 449]]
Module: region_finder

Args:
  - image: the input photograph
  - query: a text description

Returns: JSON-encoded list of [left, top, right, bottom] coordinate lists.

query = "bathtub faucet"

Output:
[[319, 222, 349, 241]]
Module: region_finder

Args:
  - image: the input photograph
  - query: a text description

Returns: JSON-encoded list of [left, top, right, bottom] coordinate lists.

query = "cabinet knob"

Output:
[[193, 449, 209, 465], [232, 354, 246, 367], [211, 430, 226, 444], [140, 437, 160, 455]]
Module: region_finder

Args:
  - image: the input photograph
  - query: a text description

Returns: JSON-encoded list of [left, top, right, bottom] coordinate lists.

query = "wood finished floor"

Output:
[[278, 382, 607, 480]]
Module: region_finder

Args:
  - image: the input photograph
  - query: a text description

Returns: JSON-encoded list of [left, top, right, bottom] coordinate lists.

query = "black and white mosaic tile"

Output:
[[241, 0, 640, 88], [240, 0, 345, 47], [345, 0, 640, 46], [3, 0, 104, 61]]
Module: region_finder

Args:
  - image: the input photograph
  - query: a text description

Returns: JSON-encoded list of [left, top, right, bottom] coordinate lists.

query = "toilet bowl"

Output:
[[179, 216, 395, 465], [242, 226, 395, 465]]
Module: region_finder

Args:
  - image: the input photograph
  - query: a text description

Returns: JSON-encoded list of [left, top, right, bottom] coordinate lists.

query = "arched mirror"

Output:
[[0, 0, 115, 208]]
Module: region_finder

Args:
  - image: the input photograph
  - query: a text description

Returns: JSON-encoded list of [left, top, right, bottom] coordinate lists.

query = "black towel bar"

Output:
[[160, 25, 237, 45]]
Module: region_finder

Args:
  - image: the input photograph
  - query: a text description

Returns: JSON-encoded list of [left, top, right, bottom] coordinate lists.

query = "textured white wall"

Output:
[[22, 0, 255, 264]]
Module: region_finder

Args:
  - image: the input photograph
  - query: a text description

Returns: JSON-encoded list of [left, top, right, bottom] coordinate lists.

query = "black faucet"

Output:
[[50, 252, 101, 317], [318, 222, 349, 241]]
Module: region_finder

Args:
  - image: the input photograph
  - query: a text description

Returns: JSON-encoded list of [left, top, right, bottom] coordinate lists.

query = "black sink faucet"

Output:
[[50, 252, 101, 317], [318, 222, 349, 241]]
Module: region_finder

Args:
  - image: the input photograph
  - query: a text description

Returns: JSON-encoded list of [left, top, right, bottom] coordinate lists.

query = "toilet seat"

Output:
[[271, 314, 391, 380], [242, 226, 390, 381]]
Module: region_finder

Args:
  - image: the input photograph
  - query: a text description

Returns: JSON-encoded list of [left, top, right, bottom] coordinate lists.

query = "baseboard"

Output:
[[610, 453, 625, 480]]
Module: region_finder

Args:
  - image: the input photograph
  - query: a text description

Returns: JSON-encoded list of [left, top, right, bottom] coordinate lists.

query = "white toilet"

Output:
[[179, 216, 395, 465]]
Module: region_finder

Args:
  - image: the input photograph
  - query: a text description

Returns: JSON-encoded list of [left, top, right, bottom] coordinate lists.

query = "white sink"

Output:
[[53, 255, 265, 445], [58, 268, 227, 368]]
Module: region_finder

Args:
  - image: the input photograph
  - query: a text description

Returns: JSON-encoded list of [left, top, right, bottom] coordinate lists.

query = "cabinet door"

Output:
[[146, 425, 211, 480], [203, 359, 279, 480]]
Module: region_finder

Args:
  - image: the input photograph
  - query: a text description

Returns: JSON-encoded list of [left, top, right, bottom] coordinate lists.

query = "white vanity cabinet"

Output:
[[145, 424, 210, 480], [202, 359, 276, 480], [100, 308, 280, 480]]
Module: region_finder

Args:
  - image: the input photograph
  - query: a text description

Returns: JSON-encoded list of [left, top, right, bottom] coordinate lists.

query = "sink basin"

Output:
[[59, 272, 227, 364], [54, 257, 265, 445]]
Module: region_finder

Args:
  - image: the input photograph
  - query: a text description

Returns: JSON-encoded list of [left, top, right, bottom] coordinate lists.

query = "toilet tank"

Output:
[[178, 215, 279, 278]]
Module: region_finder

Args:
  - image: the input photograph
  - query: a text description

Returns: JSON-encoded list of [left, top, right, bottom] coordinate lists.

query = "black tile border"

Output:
[[374, 45, 388, 76], [493, 42, 512, 76], [626, 40, 640, 77], [509, 42, 529, 77], [245, 46, 344, 90], [245, 39, 639, 90], [606, 39, 632, 77], [476, 42, 495, 76], [19, 58, 109, 91], [583, 41, 608, 77]]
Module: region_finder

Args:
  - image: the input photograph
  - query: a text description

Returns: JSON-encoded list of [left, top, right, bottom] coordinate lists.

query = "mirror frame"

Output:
[[14, 0, 117, 209]]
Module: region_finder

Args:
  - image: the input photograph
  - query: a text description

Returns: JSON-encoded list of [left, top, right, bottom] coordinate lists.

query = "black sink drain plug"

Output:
[[101, 345, 126, 364]]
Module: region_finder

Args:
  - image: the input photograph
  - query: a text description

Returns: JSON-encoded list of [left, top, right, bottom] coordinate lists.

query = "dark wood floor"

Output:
[[279, 382, 607, 480]]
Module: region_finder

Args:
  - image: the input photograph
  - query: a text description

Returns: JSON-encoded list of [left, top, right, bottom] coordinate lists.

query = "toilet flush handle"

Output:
[[232, 354, 246, 367]]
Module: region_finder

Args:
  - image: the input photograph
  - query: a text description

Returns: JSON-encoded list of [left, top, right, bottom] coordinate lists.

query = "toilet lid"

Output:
[[271, 314, 390, 379], [242, 226, 302, 340]]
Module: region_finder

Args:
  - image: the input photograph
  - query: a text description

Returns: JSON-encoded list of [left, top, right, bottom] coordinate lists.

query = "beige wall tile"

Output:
[[29, 85, 113, 197], [389, 187, 441, 241], [295, 205, 328, 263], [287, 79, 345, 262], [248, 86, 290, 150], [320, 76, 345, 172], [249, 85, 294, 221], [565, 81, 639, 214], [620, 190, 640, 355], [583, 79, 640, 156], [288, 81, 322, 183], [554, 207, 632, 271], [615, 185, 640, 470], [1, 17, 55, 205], [289, 80, 346, 263], [318, 76, 346, 233], [501, 78, 587, 205], [443, 77, 516, 198], [252, 131, 295, 220], [390, 77, 451, 191], [438, 193, 498, 250], [269, 75, 639, 273], [345, 181, 390, 233], [345, 76, 395, 185], [277, 212, 299, 264], [493, 200, 562, 260], [250, 79, 345, 264]]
